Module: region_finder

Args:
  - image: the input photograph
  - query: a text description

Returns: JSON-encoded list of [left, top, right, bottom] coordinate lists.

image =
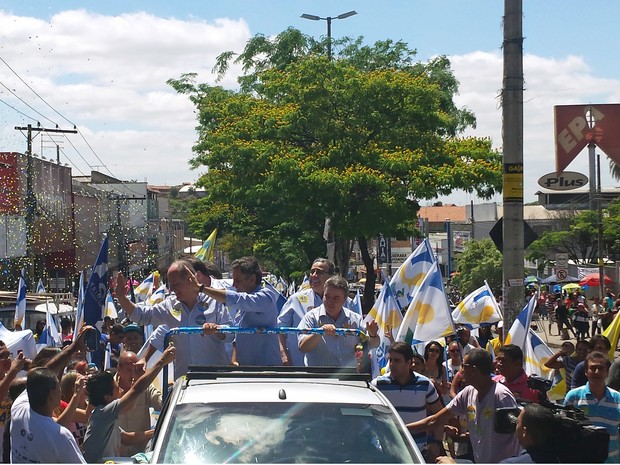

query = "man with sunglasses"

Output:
[[407, 348, 521, 463], [277, 258, 355, 366]]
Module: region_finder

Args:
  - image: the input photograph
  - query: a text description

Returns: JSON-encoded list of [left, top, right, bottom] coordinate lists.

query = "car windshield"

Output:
[[155, 402, 420, 463]]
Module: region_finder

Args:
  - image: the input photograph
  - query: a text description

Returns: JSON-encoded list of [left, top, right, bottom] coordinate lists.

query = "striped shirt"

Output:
[[372, 372, 440, 451], [564, 383, 620, 463]]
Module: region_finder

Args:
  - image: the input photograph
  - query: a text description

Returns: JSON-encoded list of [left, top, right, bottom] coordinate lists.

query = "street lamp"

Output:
[[301, 10, 357, 61]]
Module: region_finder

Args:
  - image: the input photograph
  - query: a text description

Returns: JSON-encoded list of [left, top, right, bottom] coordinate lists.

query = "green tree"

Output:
[[451, 239, 503, 295], [527, 209, 600, 265], [169, 29, 502, 306]]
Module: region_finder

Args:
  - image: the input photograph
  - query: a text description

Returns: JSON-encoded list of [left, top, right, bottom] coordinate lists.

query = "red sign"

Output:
[[555, 104, 620, 173], [0, 152, 19, 214]]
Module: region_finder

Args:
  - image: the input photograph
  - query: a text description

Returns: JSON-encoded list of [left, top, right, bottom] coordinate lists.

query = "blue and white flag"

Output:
[[147, 284, 167, 305], [364, 282, 403, 378], [36, 279, 46, 294], [84, 237, 109, 328], [390, 238, 436, 312], [73, 271, 85, 338], [39, 300, 62, 347], [134, 272, 155, 303], [299, 274, 310, 291], [504, 293, 538, 350], [264, 281, 287, 313], [451, 281, 502, 327], [352, 290, 363, 316], [105, 290, 118, 319], [103, 342, 112, 371], [14, 269, 27, 328], [396, 261, 456, 345]]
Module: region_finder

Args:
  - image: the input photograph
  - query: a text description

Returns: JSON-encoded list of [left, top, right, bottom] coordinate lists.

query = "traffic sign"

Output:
[[556, 253, 569, 267], [556, 269, 568, 281]]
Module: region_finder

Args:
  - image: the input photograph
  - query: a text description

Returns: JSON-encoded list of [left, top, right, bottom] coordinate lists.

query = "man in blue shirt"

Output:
[[372, 342, 443, 460], [198, 256, 281, 366], [564, 351, 620, 463], [278, 258, 355, 366], [298, 276, 379, 367]]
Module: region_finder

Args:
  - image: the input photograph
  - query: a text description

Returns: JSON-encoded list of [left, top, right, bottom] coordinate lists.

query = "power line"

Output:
[[0, 81, 59, 127], [0, 56, 75, 128], [0, 97, 38, 123]]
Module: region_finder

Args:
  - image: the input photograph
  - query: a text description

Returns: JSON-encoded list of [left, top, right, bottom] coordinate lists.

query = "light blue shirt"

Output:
[[564, 382, 620, 463], [278, 288, 354, 366], [297, 304, 366, 368], [130, 293, 233, 378], [226, 285, 281, 366]]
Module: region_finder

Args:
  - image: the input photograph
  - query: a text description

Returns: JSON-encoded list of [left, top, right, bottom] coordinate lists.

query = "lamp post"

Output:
[[301, 10, 357, 61]]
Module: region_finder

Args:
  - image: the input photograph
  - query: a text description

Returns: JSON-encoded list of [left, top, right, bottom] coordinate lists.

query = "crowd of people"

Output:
[[4, 257, 620, 463]]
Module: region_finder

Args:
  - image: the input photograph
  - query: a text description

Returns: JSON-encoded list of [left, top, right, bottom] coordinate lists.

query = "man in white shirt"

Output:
[[11, 368, 85, 463]]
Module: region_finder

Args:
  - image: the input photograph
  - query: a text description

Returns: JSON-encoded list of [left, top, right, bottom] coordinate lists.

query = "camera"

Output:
[[84, 328, 99, 352]]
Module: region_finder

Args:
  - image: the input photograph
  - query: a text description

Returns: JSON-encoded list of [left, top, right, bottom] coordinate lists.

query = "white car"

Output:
[[147, 366, 425, 463]]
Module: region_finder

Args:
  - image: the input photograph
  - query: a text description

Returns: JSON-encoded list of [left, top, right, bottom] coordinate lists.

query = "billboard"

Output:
[[555, 104, 620, 173]]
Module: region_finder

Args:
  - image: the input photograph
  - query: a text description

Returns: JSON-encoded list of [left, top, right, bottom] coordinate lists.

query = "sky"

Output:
[[1, 1, 619, 205]]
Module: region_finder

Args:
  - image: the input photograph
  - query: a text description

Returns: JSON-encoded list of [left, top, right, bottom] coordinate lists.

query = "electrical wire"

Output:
[[0, 81, 59, 127]]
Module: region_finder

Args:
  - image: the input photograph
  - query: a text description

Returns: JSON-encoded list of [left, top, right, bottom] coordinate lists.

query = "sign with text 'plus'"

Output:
[[555, 104, 620, 174]]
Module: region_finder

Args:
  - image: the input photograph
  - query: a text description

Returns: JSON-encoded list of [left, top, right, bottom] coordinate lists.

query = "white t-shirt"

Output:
[[10, 391, 85, 463]]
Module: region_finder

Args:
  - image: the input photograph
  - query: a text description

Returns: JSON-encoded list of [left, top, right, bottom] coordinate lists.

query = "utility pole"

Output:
[[501, 0, 525, 331], [14, 124, 77, 284]]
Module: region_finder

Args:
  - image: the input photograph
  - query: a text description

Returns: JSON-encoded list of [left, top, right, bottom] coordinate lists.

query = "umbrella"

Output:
[[540, 274, 580, 284], [579, 273, 612, 287], [524, 275, 540, 284], [562, 283, 581, 292]]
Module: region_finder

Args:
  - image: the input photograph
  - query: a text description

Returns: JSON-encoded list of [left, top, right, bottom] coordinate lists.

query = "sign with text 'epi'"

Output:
[[555, 104, 620, 174]]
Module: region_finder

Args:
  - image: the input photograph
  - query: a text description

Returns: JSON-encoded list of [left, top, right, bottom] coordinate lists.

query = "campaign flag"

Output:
[[276, 277, 288, 295], [195, 228, 217, 262], [523, 328, 566, 401], [364, 282, 402, 377], [264, 281, 287, 313], [299, 274, 310, 291], [134, 272, 155, 303], [84, 237, 109, 328], [352, 290, 363, 316], [36, 279, 46, 294], [603, 309, 620, 361], [73, 271, 85, 338], [105, 290, 118, 319], [14, 269, 27, 328], [39, 300, 62, 347], [452, 281, 502, 327], [390, 238, 435, 312], [396, 261, 456, 345], [147, 284, 167, 305], [103, 342, 112, 371], [504, 293, 538, 349]]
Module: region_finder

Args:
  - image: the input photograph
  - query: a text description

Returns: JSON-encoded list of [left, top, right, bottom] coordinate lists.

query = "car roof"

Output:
[[173, 366, 386, 406], [179, 379, 386, 405]]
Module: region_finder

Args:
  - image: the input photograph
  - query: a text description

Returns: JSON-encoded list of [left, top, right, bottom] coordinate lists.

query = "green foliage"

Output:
[[169, 28, 503, 278], [527, 209, 600, 265], [451, 239, 503, 295]]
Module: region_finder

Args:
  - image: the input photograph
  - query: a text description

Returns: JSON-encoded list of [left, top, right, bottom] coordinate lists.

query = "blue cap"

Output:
[[123, 323, 142, 334]]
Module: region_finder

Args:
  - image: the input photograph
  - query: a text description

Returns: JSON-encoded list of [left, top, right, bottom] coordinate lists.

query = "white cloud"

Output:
[[0, 10, 249, 184], [1, 9, 619, 199]]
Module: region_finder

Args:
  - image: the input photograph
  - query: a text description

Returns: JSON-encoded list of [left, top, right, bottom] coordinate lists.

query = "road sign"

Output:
[[556, 253, 569, 267], [556, 269, 568, 281]]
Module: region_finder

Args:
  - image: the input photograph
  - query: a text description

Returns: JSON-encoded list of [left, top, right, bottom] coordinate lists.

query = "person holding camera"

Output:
[[500, 403, 562, 463]]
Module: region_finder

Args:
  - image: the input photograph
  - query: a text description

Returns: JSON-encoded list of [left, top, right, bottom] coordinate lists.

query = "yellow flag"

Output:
[[195, 228, 217, 262], [603, 312, 620, 360]]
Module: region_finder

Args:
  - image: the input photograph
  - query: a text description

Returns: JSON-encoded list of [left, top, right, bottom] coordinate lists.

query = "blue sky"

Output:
[[1, 1, 619, 204]]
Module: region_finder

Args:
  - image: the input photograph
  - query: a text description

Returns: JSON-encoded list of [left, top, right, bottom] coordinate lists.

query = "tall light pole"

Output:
[[301, 10, 357, 61]]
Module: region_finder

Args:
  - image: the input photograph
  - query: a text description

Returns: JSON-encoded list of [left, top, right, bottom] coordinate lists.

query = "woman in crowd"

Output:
[[423, 341, 448, 397]]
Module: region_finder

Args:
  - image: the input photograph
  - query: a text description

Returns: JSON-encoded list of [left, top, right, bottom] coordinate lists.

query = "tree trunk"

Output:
[[358, 236, 376, 313], [333, 236, 352, 278]]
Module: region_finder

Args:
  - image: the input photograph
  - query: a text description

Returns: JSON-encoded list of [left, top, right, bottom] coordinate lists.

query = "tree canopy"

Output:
[[450, 238, 503, 295], [169, 28, 502, 297]]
